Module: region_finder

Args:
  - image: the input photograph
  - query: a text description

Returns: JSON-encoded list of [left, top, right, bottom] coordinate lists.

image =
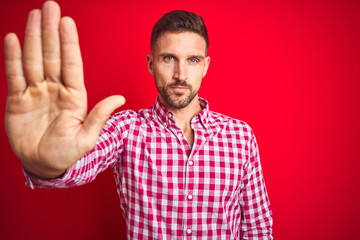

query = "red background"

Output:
[[1, 0, 359, 239]]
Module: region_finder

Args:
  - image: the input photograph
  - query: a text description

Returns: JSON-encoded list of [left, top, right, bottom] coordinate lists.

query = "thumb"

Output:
[[83, 95, 125, 139]]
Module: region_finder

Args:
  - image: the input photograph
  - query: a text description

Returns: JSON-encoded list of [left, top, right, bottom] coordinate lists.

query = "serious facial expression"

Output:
[[147, 31, 210, 109]]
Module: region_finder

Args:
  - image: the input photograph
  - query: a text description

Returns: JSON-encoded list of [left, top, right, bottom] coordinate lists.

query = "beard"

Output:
[[156, 80, 200, 109]]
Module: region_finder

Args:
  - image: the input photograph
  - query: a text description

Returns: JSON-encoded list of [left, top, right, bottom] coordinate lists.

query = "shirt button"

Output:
[[187, 194, 193, 200], [168, 113, 172, 118], [186, 229, 192, 234], [178, 133, 183, 137], [163, 122, 167, 127], [189, 160, 194, 166]]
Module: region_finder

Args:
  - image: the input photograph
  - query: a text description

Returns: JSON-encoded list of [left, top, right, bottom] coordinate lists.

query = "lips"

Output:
[[171, 86, 188, 89], [167, 81, 192, 94], [170, 86, 188, 95], [168, 82, 190, 88]]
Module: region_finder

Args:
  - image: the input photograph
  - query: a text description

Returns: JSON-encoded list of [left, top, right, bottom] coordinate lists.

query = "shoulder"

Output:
[[101, 109, 140, 134], [104, 106, 155, 130], [209, 111, 255, 139], [106, 109, 137, 125]]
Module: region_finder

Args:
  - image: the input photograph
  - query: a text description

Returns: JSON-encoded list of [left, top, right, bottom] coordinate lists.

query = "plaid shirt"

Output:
[[25, 98, 273, 239]]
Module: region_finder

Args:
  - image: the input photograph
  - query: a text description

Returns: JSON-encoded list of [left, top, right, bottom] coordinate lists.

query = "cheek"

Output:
[[154, 63, 174, 87], [190, 62, 206, 74], [189, 66, 206, 83], [154, 63, 174, 79]]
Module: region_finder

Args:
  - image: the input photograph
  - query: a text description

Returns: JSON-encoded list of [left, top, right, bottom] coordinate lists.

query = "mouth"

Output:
[[171, 86, 188, 89], [169, 85, 189, 93], [167, 81, 190, 93]]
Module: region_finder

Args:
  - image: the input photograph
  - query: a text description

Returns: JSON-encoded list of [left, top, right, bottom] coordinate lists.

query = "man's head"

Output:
[[150, 10, 209, 54], [147, 10, 210, 110]]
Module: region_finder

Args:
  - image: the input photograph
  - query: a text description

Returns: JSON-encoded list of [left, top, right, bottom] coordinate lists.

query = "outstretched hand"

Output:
[[4, 1, 125, 178]]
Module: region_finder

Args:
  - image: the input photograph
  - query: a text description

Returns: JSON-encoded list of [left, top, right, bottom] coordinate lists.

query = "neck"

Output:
[[160, 95, 202, 130]]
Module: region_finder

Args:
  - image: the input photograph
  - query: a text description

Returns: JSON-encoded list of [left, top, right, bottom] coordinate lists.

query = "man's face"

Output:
[[147, 31, 210, 109]]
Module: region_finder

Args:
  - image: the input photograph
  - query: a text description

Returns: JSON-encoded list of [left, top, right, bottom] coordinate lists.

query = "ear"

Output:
[[202, 56, 211, 78], [147, 54, 154, 76]]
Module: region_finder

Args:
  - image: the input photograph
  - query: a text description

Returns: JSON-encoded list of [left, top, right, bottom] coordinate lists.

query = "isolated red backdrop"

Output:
[[1, 0, 359, 239]]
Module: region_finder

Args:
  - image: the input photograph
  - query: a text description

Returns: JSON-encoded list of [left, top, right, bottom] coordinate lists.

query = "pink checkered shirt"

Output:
[[25, 97, 273, 239]]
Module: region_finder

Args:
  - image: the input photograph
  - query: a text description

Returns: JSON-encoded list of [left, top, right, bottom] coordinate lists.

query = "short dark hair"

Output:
[[151, 10, 209, 53]]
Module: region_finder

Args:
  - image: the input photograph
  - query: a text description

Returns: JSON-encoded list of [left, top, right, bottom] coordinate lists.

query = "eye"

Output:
[[163, 56, 175, 62], [188, 58, 200, 64]]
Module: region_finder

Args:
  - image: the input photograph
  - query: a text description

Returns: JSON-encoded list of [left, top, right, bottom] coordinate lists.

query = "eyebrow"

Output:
[[159, 53, 206, 60]]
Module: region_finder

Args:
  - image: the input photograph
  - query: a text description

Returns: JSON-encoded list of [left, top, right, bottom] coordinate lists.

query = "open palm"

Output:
[[4, 1, 125, 178]]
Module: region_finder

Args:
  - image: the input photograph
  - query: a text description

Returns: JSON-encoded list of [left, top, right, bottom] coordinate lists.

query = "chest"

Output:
[[118, 124, 249, 200]]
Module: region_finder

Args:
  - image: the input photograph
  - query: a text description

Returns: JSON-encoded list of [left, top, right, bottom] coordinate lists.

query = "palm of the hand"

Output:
[[6, 81, 87, 171], [4, 1, 125, 178]]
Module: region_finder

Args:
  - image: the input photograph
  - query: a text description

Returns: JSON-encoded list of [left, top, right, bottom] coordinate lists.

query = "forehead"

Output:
[[154, 31, 207, 56]]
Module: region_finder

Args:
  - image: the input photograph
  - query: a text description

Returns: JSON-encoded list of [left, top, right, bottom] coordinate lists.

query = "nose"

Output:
[[173, 60, 188, 81]]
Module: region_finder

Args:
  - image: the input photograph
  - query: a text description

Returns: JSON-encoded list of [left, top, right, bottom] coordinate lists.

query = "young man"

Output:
[[4, 1, 273, 239]]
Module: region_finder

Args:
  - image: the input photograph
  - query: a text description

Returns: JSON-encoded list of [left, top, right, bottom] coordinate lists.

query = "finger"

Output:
[[4, 33, 26, 95], [42, 1, 61, 82], [23, 9, 43, 85], [60, 17, 84, 90], [83, 96, 126, 146]]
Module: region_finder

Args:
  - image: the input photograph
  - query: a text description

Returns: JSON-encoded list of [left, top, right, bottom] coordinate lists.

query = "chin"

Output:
[[157, 84, 198, 109], [166, 94, 194, 109]]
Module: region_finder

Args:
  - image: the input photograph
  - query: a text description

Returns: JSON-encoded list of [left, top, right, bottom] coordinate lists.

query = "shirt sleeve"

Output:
[[239, 129, 273, 239], [24, 110, 135, 189]]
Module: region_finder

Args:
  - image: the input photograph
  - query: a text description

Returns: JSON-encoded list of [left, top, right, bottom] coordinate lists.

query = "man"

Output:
[[4, 1, 273, 239]]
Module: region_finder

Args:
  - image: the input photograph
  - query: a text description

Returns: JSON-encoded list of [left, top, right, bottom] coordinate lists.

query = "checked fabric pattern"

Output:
[[25, 98, 273, 239]]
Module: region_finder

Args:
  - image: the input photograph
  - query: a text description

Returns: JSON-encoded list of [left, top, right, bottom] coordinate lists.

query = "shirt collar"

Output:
[[152, 97, 210, 129]]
